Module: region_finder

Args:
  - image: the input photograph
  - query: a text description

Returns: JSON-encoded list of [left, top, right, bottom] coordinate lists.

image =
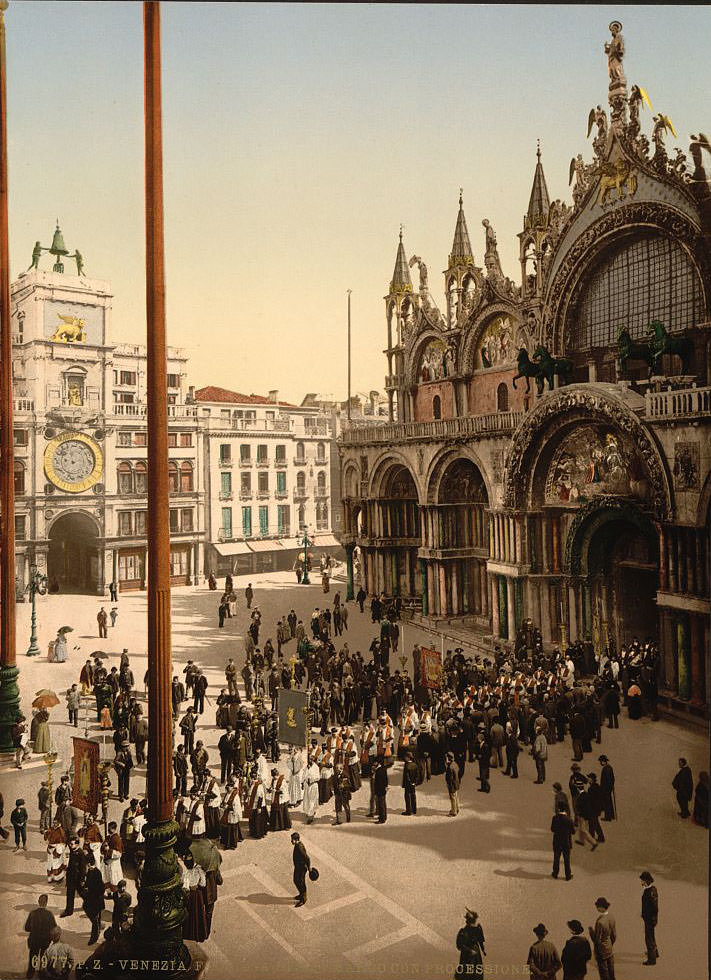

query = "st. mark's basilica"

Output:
[[339, 22, 711, 720]]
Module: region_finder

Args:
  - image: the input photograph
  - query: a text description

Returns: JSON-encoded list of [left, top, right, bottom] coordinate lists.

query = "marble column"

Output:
[[439, 563, 449, 617], [685, 527, 695, 596], [451, 562, 460, 616], [551, 516, 559, 573], [490, 575, 500, 637], [541, 515, 549, 573], [506, 577, 516, 641], [658, 526, 668, 591], [668, 528, 678, 593], [690, 614, 705, 705]]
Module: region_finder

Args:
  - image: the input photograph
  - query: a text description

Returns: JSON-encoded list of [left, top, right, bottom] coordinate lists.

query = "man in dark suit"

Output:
[[291, 832, 311, 907], [25, 894, 56, 978], [551, 804, 575, 881], [672, 758, 693, 818], [61, 837, 87, 917], [561, 919, 592, 980], [373, 756, 389, 823], [598, 756, 616, 821], [401, 752, 419, 816], [193, 671, 208, 714], [640, 871, 659, 966], [588, 897, 616, 980], [82, 852, 105, 945]]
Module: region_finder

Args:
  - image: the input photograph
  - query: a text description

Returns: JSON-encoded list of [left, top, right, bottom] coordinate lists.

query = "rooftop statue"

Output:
[[408, 255, 428, 293], [605, 21, 626, 91]]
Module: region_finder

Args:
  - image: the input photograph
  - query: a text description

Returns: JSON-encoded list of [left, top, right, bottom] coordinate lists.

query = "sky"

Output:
[[7, 3, 710, 403]]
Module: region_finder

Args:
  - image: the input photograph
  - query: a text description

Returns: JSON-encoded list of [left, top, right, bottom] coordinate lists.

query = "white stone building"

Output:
[[195, 386, 341, 577]]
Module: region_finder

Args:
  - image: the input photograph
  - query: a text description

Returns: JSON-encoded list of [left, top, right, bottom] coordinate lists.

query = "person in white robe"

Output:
[[287, 747, 304, 806], [302, 758, 320, 824]]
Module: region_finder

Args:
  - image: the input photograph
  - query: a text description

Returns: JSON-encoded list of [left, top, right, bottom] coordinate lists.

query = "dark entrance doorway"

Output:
[[48, 512, 101, 594], [577, 509, 659, 654]]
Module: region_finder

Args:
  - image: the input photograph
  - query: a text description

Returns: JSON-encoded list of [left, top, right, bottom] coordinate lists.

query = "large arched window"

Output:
[[168, 461, 179, 494], [118, 461, 133, 494], [497, 382, 509, 412], [14, 461, 25, 495], [180, 461, 194, 492], [569, 233, 703, 352], [296, 471, 306, 492], [134, 461, 147, 494], [296, 441, 305, 462], [316, 442, 325, 461], [433, 394, 442, 420], [317, 471, 326, 493]]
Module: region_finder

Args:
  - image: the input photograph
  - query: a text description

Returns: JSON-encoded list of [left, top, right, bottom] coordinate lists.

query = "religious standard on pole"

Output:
[[0, 0, 20, 755]]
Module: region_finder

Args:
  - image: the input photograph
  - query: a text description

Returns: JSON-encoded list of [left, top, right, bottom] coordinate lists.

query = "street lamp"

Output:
[[26, 565, 48, 657], [300, 525, 312, 585]]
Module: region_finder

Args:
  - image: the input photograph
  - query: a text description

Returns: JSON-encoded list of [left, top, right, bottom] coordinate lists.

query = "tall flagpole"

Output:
[[347, 289, 352, 422], [0, 0, 20, 754], [131, 2, 191, 973]]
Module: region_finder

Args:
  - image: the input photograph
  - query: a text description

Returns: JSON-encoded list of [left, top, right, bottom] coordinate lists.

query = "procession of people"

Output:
[[4, 570, 707, 979]]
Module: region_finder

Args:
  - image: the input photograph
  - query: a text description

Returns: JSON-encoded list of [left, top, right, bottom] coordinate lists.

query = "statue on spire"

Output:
[[605, 21, 626, 91]]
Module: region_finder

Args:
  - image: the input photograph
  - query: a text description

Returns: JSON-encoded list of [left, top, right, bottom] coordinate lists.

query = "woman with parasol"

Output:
[[50, 627, 73, 663], [32, 691, 59, 755]]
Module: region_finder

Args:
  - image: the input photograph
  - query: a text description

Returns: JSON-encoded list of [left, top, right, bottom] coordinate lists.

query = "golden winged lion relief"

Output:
[[594, 158, 638, 206], [50, 314, 87, 343], [286, 707, 297, 728]]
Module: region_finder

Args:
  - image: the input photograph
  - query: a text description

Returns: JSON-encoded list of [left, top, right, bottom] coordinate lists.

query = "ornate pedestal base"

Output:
[[0, 662, 20, 753], [78, 819, 201, 980]]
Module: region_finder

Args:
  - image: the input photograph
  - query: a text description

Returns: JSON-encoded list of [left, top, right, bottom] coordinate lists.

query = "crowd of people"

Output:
[[3, 574, 708, 979]]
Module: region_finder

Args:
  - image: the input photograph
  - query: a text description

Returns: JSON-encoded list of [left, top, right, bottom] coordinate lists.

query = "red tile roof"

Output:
[[194, 385, 298, 408]]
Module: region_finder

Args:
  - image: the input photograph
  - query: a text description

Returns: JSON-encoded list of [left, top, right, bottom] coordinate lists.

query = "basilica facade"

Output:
[[339, 26, 711, 719]]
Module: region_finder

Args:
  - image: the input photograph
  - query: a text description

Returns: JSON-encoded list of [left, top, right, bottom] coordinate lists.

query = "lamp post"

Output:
[[26, 566, 48, 657], [301, 525, 312, 585]]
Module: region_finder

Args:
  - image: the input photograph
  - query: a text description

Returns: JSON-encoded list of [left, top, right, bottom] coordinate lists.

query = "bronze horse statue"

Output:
[[617, 327, 655, 379], [532, 345, 573, 390], [648, 319, 693, 375], [512, 347, 545, 394]]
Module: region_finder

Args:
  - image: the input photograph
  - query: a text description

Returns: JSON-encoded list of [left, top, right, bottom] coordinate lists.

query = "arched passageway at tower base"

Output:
[[566, 501, 659, 654], [47, 512, 101, 594]]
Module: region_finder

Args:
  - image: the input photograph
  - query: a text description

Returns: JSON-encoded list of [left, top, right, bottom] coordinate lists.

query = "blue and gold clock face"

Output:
[[44, 431, 103, 493]]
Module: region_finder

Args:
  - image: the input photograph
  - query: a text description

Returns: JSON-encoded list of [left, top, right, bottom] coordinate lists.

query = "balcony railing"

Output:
[[239, 459, 252, 467], [293, 456, 306, 465], [218, 458, 233, 468], [274, 458, 287, 468], [239, 491, 253, 500], [314, 457, 327, 465], [230, 418, 291, 432], [645, 385, 711, 421], [218, 491, 233, 501], [256, 491, 270, 499], [304, 421, 330, 436], [340, 411, 525, 445], [256, 459, 269, 468], [275, 489, 288, 499], [293, 489, 308, 500], [110, 402, 198, 419]]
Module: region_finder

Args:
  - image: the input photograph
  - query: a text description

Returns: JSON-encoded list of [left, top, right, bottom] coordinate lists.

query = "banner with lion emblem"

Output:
[[277, 689, 309, 747]]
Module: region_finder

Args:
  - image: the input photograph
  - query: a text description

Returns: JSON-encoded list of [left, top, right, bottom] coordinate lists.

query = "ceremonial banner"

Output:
[[416, 647, 443, 692], [72, 737, 100, 814], [278, 689, 310, 747]]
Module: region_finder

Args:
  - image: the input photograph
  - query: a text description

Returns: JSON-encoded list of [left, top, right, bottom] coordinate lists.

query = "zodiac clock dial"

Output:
[[44, 431, 103, 493]]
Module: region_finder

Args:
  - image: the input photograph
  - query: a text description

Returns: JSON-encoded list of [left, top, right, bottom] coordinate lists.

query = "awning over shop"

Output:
[[213, 541, 252, 556], [247, 539, 283, 553], [312, 534, 342, 548]]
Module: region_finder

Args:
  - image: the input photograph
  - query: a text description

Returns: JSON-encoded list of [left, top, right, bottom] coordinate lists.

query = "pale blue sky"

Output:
[[8, 3, 710, 401]]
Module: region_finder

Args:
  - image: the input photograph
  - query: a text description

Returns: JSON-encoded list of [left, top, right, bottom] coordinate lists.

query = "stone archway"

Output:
[[565, 498, 659, 653], [47, 512, 102, 594]]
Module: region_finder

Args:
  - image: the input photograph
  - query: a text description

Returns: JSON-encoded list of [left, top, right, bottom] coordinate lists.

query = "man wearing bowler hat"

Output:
[[561, 920, 592, 980], [527, 923, 562, 979]]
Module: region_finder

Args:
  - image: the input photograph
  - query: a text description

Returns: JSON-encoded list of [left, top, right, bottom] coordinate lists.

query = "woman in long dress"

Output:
[[45, 819, 67, 883], [181, 854, 210, 943], [287, 748, 304, 806], [33, 709, 52, 755], [302, 758, 320, 825], [53, 633, 68, 663]]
